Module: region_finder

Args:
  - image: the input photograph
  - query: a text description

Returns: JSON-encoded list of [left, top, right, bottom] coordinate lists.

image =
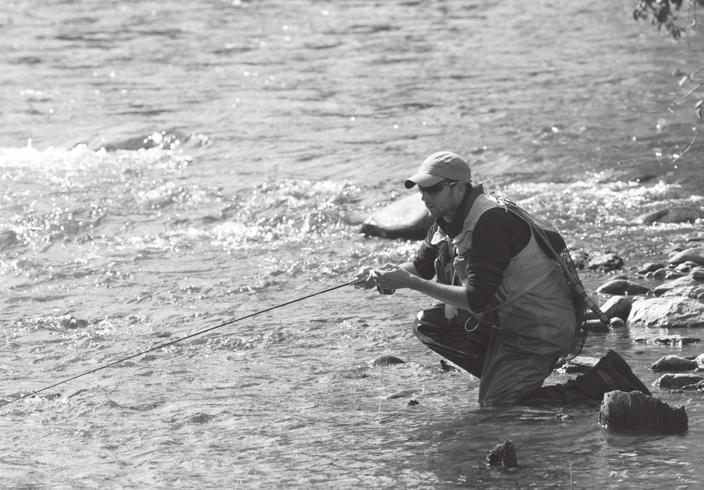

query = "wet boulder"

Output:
[[600, 296, 635, 321], [696, 353, 704, 368], [654, 373, 704, 389], [650, 355, 698, 372], [486, 440, 517, 469], [675, 261, 701, 274], [599, 390, 687, 434], [596, 279, 650, 296], [587, 252, 624, 272], [638, 206, 703, 225], [653, 274, 704, 300], [360, 193, 432, 240], [637, 262, 666, 275], [650, 267, 684, 281], [628, 297, 704, 328]]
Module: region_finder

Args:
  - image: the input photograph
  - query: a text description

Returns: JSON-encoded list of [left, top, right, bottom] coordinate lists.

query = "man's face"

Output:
[[418, 180, 461, 218]]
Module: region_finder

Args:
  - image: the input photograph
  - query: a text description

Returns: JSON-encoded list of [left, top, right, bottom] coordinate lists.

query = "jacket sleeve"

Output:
[[412, 223, 439, 280]]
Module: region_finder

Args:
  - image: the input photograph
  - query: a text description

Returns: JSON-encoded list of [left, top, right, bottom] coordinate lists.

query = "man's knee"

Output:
[[413, 305, 447, 341]]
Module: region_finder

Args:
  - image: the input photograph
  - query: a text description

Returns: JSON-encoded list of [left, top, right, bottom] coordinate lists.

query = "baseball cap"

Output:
[[404, 151, 472, 189]]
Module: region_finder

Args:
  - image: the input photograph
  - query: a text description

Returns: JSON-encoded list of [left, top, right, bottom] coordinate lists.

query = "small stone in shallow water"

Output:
[[373, 355, 405, 366], [407, 399, 419, 406], [486, 440, 518, 469], [60, 315, 88, 329], [609, 317, 625, 328]]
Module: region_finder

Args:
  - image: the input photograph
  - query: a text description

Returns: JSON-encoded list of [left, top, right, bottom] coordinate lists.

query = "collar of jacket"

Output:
[[437, 184, 484, 238]]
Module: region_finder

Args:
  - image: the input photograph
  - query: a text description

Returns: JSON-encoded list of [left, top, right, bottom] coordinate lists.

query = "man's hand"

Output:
[[372, 267, 419, 292], [353, 267, 377, 290]]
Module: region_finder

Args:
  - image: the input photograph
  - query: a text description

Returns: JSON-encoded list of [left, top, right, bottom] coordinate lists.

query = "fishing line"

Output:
[[2, 278, 364, 408]]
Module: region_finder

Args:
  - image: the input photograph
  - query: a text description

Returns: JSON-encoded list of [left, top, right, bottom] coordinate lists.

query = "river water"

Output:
[[1, 0, 704, 488]]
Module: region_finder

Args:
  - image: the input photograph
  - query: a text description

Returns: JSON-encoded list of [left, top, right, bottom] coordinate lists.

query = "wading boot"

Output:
[[590, 349, 651, 395], [561, 349, 651, 403], [521, 350, 650, 405]]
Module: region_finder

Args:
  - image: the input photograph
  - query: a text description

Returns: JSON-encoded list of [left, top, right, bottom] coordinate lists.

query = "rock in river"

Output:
[[599, 390, 688, 434], [628, 297, 704, 328], [360, 193, 432, 240], [650, 355, 698, 372], [373, 355, 405, 366], [596, 279, 650, 296], [654, 373, 704, 389]]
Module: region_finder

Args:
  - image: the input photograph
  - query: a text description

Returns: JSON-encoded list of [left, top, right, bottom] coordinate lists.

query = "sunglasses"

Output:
[[418, 180, 458, 195]]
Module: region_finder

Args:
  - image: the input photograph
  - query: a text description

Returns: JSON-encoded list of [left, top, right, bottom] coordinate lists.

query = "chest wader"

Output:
[[494, 200, 651, 405]]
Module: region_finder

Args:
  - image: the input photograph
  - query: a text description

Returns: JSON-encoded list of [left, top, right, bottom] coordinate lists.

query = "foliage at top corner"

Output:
[[633, 0, 704, 39]]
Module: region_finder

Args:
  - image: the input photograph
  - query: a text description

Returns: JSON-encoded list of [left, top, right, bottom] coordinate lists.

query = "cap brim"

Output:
[[404, 173, 444, 189]]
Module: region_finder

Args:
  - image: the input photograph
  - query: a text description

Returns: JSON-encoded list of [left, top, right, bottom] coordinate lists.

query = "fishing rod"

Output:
[[2, 278, 364, 408]]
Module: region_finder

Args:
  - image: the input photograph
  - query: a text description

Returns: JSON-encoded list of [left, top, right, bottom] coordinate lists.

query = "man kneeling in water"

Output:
[[357, 151, 649, 406]]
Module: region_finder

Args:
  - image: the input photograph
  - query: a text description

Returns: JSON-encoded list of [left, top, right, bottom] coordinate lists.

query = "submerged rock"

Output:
[[360, 193, 432, 240], [386, 388, 420, 400], [651, 355, 698, 372], [486, 440, 518, 469], [599, 390, 687, 434], [59, 315, 89, 329], [373, 355, 405, 366]]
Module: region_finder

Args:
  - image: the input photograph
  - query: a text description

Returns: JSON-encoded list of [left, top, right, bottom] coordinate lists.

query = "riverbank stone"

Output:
[[587, 252, 624, 272], [651, 355, 698, 372], [669, 247, 704, 266], [601, 296, 635, 321], [596, 279, 650, 296], [599, 390, 688, 434], [654, 373, 704, 389], [653, 273, 704, 299], [638, 262, 666, 275], [360, 193, 432, 240], [628, 297, 704, 328]]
